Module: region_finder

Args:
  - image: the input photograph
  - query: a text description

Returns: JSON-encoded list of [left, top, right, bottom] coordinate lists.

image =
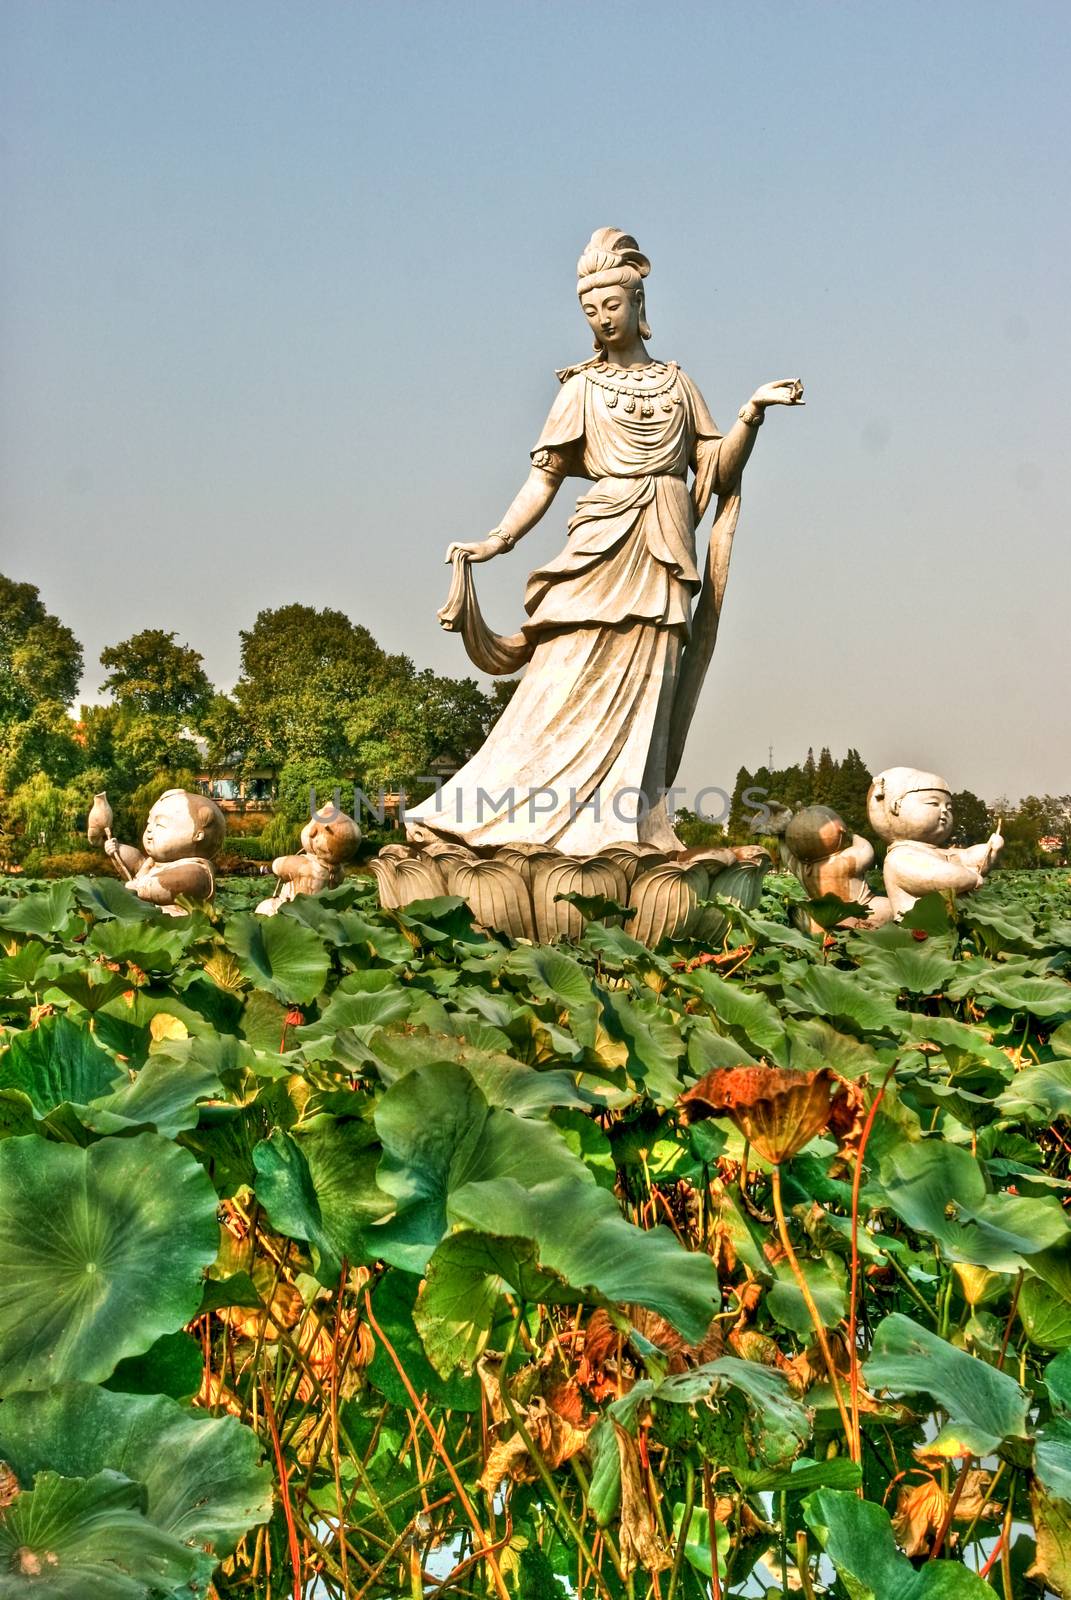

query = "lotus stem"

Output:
[[363, 1290, 511, 1600], [848, 1059, 898, 1471], [666, 1457, 695, 1600], [770, 1164, 854, 1450]]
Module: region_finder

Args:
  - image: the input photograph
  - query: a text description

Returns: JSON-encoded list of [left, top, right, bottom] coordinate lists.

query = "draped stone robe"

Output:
[[406, 359, 725, 853]]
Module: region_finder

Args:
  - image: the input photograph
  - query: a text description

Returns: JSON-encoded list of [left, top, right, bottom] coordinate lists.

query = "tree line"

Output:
[[0, 574, 511, 868], [1, 572, 1066, 872]]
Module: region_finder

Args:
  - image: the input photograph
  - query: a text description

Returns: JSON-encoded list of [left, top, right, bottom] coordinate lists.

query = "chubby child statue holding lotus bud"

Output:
[[99, 788, 226, 914]]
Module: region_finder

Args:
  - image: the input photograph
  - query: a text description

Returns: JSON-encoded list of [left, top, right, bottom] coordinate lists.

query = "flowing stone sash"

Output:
[[438, 555, 534, 675]]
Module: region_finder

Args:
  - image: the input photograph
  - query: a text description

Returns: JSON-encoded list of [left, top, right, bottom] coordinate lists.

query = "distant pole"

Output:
[[768, 744, 774, 769]]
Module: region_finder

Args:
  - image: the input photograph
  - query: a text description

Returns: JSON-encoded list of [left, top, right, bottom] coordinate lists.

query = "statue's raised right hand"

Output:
[[445, 536, 501, 564]]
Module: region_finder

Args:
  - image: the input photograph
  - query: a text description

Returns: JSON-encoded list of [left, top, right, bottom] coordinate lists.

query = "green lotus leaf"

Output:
[[0, 1470, 199, 1599], [82, 1049, 223, 1138], [253, 1115, 390, 1282], [371, 1060, 577, 1269], [365, 1269, 481, 1412], [654, 1355, 811, 1464], [105, 1329, 204, 1400], [865, 1313, 1029, 1455], [804, 1487, 997, 1597], [999, 1060, 1071, 1122], [0, 1013, 124, 1113], [784, 1016, 880, 1079], [72, 875, 162, 922], [505, 945, 597, 1015], [85, 916, 198, 974], [878, 1138, 1070, 1270], [684, 968, 789, 1062], [0, 881, 80, 939], [854, 941, 959, 996], [0, 1382, 272, 1565], [0, 1132, 219, 1391], [1019, 1277, 1071, 1351], [781, 964, 904, 1038], [956, 973, 1071, 1020], [226, 910, 331, 1004], [598, 988, 685, 1103], [448, 1175, 717, 1345]]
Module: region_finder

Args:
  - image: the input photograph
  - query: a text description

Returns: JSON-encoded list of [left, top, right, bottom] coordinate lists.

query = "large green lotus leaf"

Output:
[[1053, 1022, 1071, 1059], [767, 1253, 847, 1337], [1019, 1277, 1071, 1351], [598, 989, 684, 1103], [0, 880, 80, 939], [365, 1268, 481, 1412], [854, 942, 959, 996], [654, 1355, 810, 1465], [414, 1232, 572, 1375], [85, 916, 199, 974], [683, 968, 789, 1063], [735, 1455, 861, 1494], [0, 1132, 219, 1391], [296, 985, 413, 1050], [902, 1012, 1008, 1072], [253, 1116, 390, 1282], [226, 910, 331, 1005], [366, 1029, 596, 1116], [1036, 1419, 1071, 1502], [804, 1487, 997, 1598], [0, 1013, 124, 1113], [959, 898, 1047, 955], [878, 1138, 1070, 1269], [953, 972, 1071, 1020], [42, 966, 132, 1015], [784, 1016, 880, 1079], [371, 1060, 593, 1272], [999, 1060, 1071, 1122], [780, 964, 904, 1038], [72, 875, 163, 922], [865, 1313, 1029, 1455], [0, 1382, 272, 1561], [0, 1470, 199, 1599], [686, 1018, 758, 1074], [448, 1176, 717, 1344], [83, 1050, 224, 1138], [105, 1329, 204, 1400], [505, 946, 597, 1033]]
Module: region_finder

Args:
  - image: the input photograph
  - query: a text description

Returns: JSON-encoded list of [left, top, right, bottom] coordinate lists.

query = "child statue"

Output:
[[103, 788, 226, 913], [867, 768, 1003, 919], [255, 812, 361, 916], [781, 805, 894, 929]]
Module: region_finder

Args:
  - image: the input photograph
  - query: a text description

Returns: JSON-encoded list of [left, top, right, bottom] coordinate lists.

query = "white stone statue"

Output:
[[405, 228, 803, 854], [867, 768, 1004, 919], [101, 789, 226, 914]]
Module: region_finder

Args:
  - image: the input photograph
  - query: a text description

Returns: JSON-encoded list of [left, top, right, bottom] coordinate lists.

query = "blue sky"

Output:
[[2, 0, 1068, 804]]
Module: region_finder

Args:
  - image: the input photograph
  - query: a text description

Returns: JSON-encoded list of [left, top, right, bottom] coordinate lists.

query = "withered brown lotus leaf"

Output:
[[679, 1064, 846, 1164]]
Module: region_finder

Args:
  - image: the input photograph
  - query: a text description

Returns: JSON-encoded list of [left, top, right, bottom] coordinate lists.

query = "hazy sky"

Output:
[[2, 0, 1068, 807]]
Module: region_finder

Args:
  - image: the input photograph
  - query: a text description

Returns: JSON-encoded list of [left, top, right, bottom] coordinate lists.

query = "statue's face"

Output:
[[579, 282, 640, 353], [896, 788, 954, 845], [143, 793, 201, 861]]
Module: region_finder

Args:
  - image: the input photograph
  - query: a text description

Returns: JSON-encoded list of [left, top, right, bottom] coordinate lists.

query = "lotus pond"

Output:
[[0, 867, 1070, 1598]]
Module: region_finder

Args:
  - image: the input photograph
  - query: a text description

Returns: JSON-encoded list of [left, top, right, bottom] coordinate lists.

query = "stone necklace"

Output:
[[584, 360, 682, 416]]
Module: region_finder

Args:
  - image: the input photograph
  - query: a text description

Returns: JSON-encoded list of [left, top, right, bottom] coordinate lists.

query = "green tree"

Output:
[[829, 747, 873, 833], [949, 789, 991, 847], [234, 604, 395, 770], [99, 629, 212, 721], [0, 576, 83, 722]]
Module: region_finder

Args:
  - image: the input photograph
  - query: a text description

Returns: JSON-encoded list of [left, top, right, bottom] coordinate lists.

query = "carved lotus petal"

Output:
[[391, 855, 447, 906], [422, 840, 478, 861], [452, 860, 535, 942], [496, 847, 567, 890], [531, 857, 631, 944], [378, 843, 417, 861], [627, 863, 709, 947], [366, 855, 401, 909], [679, 1065, 842, 1165]]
